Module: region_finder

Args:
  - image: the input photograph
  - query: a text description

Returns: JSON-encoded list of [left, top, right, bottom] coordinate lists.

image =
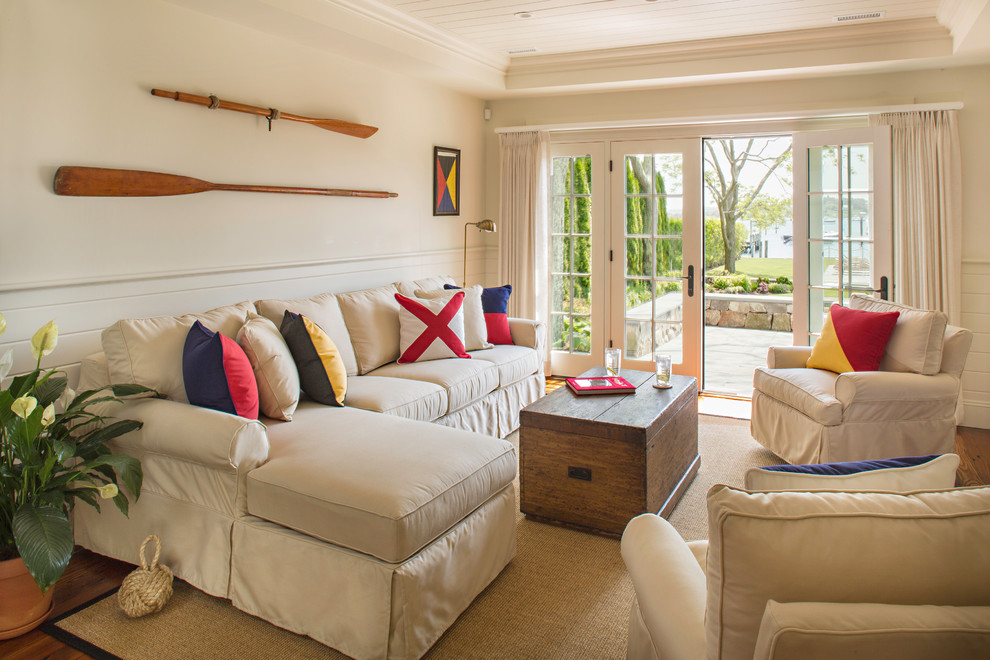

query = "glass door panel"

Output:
[[793, 128, 892, 344], [549, 143, 607, 376], [611, 139, 701, 378]]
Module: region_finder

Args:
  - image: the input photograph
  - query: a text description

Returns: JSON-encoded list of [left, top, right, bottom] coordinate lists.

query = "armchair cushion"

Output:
[[706, 485, 990, 660], [745, 453, 959, 491], [806, 304, 899, 373], [850, 294, 947, 375], [754, 600, 990, 660]]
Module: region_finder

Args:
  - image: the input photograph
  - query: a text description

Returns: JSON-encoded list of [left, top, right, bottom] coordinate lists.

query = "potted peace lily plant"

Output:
[[0, 313, 153, 638]]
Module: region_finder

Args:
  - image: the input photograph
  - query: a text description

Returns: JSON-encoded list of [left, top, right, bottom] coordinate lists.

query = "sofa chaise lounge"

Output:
[[72, 275, 545, 660]]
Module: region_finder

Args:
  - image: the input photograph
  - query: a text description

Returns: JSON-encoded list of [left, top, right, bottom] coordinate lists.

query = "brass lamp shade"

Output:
[[463, 219, 497, 286]]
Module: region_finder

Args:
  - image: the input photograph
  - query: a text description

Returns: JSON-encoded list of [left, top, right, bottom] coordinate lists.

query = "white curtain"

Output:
[[869, 110, 962, 324], [498, 131, 551, 368]]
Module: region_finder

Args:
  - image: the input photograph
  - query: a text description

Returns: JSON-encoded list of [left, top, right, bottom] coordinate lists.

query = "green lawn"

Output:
[[729, 258, 793, 280]]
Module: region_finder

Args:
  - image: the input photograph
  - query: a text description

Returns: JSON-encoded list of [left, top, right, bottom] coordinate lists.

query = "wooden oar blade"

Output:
[[311, 119, 379, 139], [54, 167, 213, 197]]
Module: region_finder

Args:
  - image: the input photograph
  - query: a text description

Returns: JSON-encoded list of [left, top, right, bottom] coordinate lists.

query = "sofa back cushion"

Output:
[[705, 484, 990, 660], [336, 284, 401, 374], [101, 301, 254, 402], [849, 294, 947, 375], [254, 292, 358, 377], [394, 275, 455, 297]]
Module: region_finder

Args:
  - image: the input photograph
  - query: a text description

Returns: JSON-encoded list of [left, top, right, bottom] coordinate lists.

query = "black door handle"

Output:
[[681, 265, 694, 297]]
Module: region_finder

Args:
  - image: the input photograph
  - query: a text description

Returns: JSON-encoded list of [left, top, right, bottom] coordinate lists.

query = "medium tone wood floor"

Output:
[[3, 423, 988, 659]]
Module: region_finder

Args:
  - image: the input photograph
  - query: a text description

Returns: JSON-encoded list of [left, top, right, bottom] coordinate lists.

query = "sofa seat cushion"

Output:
[[367, 358, 499, 414], [469, 344, 540, 388], [248, 405, 516, 563], [344, 375, 447, 422], [753, 367, 842, 426]]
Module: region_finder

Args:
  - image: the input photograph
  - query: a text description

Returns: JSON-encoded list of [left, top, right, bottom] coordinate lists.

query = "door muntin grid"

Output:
[[551, 154, 593, 354]]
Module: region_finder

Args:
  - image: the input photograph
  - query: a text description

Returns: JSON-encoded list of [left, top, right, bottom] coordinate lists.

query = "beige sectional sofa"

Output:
[[71, 275, 546, 660]]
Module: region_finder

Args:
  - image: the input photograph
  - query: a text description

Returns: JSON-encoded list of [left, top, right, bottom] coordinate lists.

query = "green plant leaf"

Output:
[[12, 503, 73, 593], [111, 491, 129, 516], [53, 438, 76, 463], [109, 383, 159, 398], [33, 374, 67, 407]]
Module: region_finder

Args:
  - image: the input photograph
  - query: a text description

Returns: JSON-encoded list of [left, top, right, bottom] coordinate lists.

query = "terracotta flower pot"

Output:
[[0, 556, 55, 639]]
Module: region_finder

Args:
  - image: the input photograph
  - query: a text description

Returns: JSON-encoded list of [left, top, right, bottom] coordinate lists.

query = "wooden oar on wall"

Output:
[[53, 166, 398, 199], [150, 89, 379, 139]]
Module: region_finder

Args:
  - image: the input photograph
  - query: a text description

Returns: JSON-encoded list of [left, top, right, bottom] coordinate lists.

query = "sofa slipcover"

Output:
[[249, 404, 516, 563]]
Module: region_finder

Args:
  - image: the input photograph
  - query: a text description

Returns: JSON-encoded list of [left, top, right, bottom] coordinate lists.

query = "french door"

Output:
[[792, 127, 892, 344], [610, 140, 702, 379], [549, 143, 608, 375], [548, 140, 702, 378]]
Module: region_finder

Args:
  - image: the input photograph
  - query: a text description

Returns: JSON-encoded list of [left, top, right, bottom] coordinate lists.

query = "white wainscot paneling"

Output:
[[0, 250, 464, 385], [961, 260, 990, 429]]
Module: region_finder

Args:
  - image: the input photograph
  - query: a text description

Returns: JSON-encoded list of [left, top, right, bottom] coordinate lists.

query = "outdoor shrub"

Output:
[[725, 286, 746, 294], [768, 283, 792, 294], [775, 276, 792, 286], [757, 281, 770, 294], [729, 273, 754, 292], [710, 276, 730, 290]]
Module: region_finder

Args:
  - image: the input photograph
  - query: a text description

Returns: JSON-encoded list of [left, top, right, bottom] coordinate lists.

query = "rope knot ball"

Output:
[[118, 535, 174, 618]]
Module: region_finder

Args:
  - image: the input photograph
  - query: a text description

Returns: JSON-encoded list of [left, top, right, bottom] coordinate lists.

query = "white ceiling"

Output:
[[166, 0, 990, 97]]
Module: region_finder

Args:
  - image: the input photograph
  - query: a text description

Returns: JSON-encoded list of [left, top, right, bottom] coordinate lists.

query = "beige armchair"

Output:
[[751, 295, 972, 464], [621, 473, 990, 660]]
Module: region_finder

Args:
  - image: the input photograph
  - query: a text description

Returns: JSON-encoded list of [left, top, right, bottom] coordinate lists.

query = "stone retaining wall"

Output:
[[705, 293, 792, 332]]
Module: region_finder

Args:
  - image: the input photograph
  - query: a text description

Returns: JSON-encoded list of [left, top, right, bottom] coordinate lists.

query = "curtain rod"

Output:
[[494, 101, 964, 134]]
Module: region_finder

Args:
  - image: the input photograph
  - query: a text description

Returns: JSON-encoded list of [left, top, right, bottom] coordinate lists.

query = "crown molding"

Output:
[[505, 17, 952, 92]]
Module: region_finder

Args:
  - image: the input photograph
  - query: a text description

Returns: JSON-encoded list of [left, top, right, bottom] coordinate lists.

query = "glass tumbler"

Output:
[[605, 348, 622, 376], [654, 352, 672, 387]]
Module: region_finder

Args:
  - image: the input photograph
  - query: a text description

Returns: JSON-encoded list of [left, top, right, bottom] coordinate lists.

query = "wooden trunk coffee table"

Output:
[[519, 368, 699, 536]]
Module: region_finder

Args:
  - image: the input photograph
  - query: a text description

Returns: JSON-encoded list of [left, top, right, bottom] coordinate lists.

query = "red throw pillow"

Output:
[[807, 304, 900, 373]]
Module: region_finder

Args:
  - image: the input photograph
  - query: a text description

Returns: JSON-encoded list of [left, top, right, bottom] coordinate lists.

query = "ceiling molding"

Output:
[[329, 0, 509, 72], [505, 18, 952, 91]]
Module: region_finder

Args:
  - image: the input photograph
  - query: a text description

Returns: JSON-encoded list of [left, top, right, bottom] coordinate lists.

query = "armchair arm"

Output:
[[754, 600, 990, 659], [767, 346, 812, 369], [834, 371, 959, 408], [620, 514, 707, 660]]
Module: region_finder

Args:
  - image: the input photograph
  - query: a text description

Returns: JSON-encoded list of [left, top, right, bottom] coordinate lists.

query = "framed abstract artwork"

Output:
[[433, 146, 460, 216]]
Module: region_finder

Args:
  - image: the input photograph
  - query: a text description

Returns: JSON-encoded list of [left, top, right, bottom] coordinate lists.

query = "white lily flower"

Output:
[[98, 483, 119, 499], [41, 403, 56, 427], [31, 320, 58, 360], [0, 311, 6, 336], [0, 348, 12, 382], [11, 396, 38, 419]]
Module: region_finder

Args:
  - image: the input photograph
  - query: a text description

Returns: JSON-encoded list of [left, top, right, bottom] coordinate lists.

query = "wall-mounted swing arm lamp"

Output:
[[463, 219, 497, 286]]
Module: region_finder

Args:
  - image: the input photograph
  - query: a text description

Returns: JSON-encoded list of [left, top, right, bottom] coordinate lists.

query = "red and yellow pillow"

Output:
[[807, 304, 900, 373]]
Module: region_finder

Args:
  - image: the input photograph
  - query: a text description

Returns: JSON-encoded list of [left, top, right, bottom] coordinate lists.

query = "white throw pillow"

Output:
[[236, 313, 300, 421], [744, 454, 959, 492], [396, 292, 469, 363], [101, 301, 254, 402], [415, 285, 492, 351]]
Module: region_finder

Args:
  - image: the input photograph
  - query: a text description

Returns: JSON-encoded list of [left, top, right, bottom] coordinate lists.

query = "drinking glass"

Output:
[[654, 352, 672, 388], [605, 348, 622, 376]]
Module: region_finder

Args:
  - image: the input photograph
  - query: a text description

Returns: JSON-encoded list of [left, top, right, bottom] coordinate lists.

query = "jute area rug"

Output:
[[46, 415, 781, 660]]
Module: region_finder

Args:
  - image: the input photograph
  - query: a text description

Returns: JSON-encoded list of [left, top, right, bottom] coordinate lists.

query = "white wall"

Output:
[[484, 65, 990, 428], [0, 0, 485, 378]]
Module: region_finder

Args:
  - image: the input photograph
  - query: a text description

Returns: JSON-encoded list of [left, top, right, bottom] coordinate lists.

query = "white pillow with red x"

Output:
[[395, 292, 471, 363]]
